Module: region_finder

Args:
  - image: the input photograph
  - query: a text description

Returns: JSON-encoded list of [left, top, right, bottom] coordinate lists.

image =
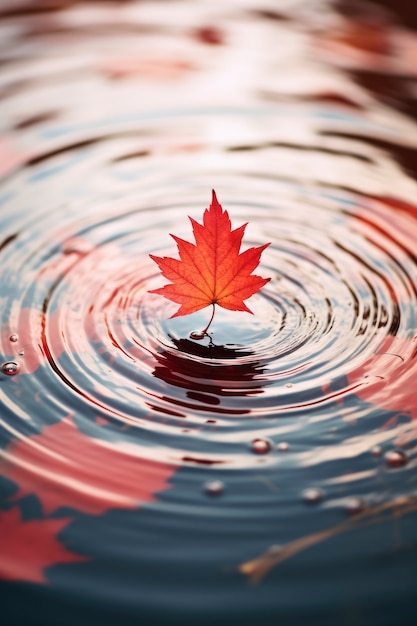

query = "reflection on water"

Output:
[[153, 336, 265, 413], [0, 1, 417, 625]]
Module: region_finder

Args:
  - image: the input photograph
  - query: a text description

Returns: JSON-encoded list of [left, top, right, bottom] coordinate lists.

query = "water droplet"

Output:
[[385, 449, 409, 468], [251, 438, 272, 454], [302, 488, 324, 504], [277, 442, 289, 452], [9, 334, 18, 343], [190, 331, 205, 340], [344, 497, 365, 515], [204, 480, 224, 496], [285, 383, 293, 388], [371, 445, 383, 457], [266, 545, 282, 557], [18, 349, 24, 356], [2, 361, 19, 376]]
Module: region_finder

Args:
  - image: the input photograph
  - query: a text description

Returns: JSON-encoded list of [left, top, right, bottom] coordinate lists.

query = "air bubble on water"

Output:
[[384, 449, 408, 468], [251, 438, 272, 454], [302, 488, 324, 504], [277, 442, 289, 452], [371, 445, 383, 457], [344, 497, 365, 515], [2, 361, 19, 376], [204, 480, 224, 496], [9, 334, 18, 343]]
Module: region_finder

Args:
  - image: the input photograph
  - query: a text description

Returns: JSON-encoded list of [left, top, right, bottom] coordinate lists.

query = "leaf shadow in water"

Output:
[[152, 335, 268, 414]]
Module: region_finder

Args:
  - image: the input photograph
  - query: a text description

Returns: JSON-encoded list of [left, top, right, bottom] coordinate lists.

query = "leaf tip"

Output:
[[210, 188, 222, 213]]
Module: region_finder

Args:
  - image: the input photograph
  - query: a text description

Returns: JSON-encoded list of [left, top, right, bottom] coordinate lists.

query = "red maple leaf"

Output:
[[149, 190, 270, 331], [1, 417, 175, 516], [0, 507, 86, 584]]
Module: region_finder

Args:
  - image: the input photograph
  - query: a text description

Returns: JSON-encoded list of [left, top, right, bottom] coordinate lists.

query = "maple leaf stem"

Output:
[[202, 303, 216, 335], [190, 303, 216, 340]]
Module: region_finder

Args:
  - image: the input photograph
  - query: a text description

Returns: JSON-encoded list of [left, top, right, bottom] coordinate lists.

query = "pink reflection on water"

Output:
[[0, 507, 86, 584], [2, 415, 176, 516]]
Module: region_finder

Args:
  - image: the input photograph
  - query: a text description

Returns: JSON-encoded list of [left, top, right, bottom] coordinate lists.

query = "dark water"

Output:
[[1, 1, 417, 625]]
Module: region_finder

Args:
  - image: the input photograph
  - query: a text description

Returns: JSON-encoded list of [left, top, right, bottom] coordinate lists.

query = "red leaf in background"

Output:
[[1, 417, 175, 516], [0, 507, 86, 584], [149, 190, 270, 318], [348, 335, 417, 426]]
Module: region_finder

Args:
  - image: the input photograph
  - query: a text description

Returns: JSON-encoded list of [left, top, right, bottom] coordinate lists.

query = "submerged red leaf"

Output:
[[1, 417, 175, 515], [348, 335, 417, 422], [149, 190, 270, 317], [0, 508, 86, 584]]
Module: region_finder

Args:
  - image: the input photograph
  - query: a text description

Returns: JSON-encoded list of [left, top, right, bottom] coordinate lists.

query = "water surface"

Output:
[[1, 1, 417, 625]]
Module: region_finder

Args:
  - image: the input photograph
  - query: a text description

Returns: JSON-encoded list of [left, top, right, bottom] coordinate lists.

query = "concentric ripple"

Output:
[[1, 1, 417, 625], [1, 161, 416, 463]]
